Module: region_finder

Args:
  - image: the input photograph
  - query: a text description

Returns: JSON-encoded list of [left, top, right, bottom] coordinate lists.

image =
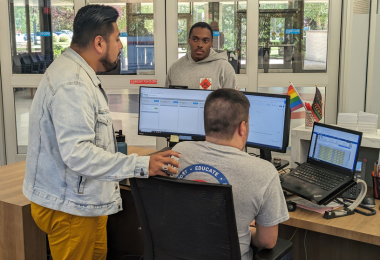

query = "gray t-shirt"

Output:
[[172, 141, 289, 260]]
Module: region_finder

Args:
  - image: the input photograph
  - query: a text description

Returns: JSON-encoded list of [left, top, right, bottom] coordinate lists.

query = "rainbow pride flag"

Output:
[[287, 83, 304, 112]]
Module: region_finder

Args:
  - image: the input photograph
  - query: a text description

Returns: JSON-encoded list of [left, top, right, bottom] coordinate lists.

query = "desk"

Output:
[[2, 146, 380, 260], [279, 198, 380, 259], [0, 161, 46, 260], [0, 146, 155, 260]]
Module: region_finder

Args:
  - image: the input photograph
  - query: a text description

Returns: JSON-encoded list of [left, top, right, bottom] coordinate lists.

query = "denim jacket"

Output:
[[23, 48, 149, 217]]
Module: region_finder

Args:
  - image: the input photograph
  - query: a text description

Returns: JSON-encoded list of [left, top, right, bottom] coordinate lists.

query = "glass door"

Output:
[[257, 0, 342, 126], [0, 0, 166, 163], [167, 0, 257, 91]]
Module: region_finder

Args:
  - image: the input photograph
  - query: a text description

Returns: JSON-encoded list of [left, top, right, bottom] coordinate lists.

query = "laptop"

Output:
[[281, 122, 362, 205]]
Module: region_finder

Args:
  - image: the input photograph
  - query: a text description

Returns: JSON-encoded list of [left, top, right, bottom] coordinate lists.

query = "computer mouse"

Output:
[[361, 197, 375, 208], [286, 201, 297, 212]]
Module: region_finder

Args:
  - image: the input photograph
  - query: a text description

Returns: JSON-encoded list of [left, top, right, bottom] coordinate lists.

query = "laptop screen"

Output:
[[308, 124, 361, 172]]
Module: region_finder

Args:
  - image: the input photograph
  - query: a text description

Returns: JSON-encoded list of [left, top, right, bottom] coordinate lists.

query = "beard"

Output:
[[100, 49, 120, 72]]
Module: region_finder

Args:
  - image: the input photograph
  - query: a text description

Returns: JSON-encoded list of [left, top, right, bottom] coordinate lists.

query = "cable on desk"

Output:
[[304, 230, 308, 260], [289, 227, 298, 241], [334, 198, 376, 216], [323, 179, 367, 219], [278, 168, 291, 177]]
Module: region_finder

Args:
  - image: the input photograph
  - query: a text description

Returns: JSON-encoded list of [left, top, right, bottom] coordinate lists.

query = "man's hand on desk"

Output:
[[149, 150, 181, 177]]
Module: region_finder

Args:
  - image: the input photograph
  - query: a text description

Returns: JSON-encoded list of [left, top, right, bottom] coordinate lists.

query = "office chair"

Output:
[[20, 54, 38, 74], [129, 177, 292, 260], [12, 55, 25, 74]]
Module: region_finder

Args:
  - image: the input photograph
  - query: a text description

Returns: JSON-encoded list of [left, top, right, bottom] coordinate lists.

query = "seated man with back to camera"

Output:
[[172, 89, 289, 260], [165, 22, 237, 90]]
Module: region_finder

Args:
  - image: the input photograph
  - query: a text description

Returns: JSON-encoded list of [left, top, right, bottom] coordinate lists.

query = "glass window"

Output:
[[14, 88, 155, 154], [15, 88, 36, 154], [9, 0, 74, 74], [259, 0, 329, 73], [178, 1, 247, 74], [107, 90, 156, 149], [87, 0, 155, 75]]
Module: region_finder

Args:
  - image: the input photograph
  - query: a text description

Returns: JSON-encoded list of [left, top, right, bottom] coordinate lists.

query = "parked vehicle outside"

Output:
[[23, 33, 41, 43], [60, 30, 73, 39]]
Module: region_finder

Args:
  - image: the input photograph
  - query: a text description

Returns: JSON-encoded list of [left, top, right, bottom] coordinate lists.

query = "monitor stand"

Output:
[[260, 149, 289, 171], [166, 136, 206, 148]]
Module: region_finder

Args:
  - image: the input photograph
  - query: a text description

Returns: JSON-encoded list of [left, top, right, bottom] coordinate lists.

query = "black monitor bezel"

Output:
[[307, 122, 363, 176], [138, 86, 211, 138], [243, 91, 291, 153]]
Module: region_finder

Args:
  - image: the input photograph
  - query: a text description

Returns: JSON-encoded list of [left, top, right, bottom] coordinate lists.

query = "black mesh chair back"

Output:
[[130, 176, 241, 260]]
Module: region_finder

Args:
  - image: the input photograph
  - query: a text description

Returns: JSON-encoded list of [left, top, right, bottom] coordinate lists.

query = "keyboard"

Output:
[[341, 184, 361, 199], [289, 164, 348, 191]]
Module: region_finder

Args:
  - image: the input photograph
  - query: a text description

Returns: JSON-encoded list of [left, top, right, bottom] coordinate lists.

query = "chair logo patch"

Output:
[[177, 164, 229, 185]]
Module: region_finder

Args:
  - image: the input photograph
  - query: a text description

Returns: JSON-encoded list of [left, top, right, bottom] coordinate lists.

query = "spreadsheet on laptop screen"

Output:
[[308, 125, 361, 172]]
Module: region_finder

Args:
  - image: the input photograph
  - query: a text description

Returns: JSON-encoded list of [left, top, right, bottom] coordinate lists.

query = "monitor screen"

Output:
[[245, 92, 290, 152], [308, 124, 361, 172], [138, 86, 211, 137]]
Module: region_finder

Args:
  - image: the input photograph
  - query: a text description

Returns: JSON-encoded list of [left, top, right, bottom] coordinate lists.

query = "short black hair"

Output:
[[189, 22, 213, 39], [71, 5, 119, 49], [204, 89, 250, 140]]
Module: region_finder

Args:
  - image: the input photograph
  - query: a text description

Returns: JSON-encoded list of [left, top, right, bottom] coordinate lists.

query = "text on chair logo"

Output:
[[177, 164, 229, 184]]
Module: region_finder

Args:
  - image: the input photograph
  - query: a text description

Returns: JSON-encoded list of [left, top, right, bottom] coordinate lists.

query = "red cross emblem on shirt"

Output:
[[200, 78, 212, 90]]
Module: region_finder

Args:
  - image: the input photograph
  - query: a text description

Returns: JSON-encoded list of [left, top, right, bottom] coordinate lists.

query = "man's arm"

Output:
[[253, 169, 289, 248], [50, 84, 179, 181], [250, 224, 278, 249]]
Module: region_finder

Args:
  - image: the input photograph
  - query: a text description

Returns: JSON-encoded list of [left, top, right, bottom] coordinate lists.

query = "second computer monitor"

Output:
[[138, 86, 211, 137], [244, 92, 291, 160]]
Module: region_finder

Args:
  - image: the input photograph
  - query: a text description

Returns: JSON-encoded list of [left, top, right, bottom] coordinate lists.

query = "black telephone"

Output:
[[341, 159, 366, 199]]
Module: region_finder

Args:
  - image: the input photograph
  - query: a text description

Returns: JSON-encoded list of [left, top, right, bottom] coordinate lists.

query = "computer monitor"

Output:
[[244, 92, 291, 162], [138, 87, 291, 164], [169, 85, 188, 89], [138, 86, 211, 138]]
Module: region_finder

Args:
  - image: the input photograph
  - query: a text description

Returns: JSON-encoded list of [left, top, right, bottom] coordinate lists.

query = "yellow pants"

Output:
[[31, 202, 108, 260]]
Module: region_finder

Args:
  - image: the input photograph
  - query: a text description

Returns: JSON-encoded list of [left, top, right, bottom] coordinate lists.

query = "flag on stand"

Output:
[[287, 83, 304, 112], [311, 87, 323, 121]]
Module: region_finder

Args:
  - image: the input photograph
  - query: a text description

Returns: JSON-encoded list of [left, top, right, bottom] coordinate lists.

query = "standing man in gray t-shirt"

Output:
[[172, 89, 289, 260]]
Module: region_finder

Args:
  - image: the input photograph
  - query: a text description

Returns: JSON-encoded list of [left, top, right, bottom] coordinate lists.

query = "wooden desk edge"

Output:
[[283, 217, 380, 246], [2, 147, 380, 247]]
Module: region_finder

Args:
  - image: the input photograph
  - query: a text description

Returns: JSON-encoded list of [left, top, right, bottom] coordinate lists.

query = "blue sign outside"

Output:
[[37, 31, 51, 37], [120, 32, 128, 37], [213, 31, 220, 37], [286, 29, 300, 34]]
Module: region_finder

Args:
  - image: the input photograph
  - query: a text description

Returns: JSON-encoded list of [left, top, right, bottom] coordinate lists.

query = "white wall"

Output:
[[339, 0, 370, 114], [366, 0, 380, 127]]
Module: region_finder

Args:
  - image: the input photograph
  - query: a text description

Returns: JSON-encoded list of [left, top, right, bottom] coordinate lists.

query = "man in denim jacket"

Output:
[[23, 5, 180, 260]]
